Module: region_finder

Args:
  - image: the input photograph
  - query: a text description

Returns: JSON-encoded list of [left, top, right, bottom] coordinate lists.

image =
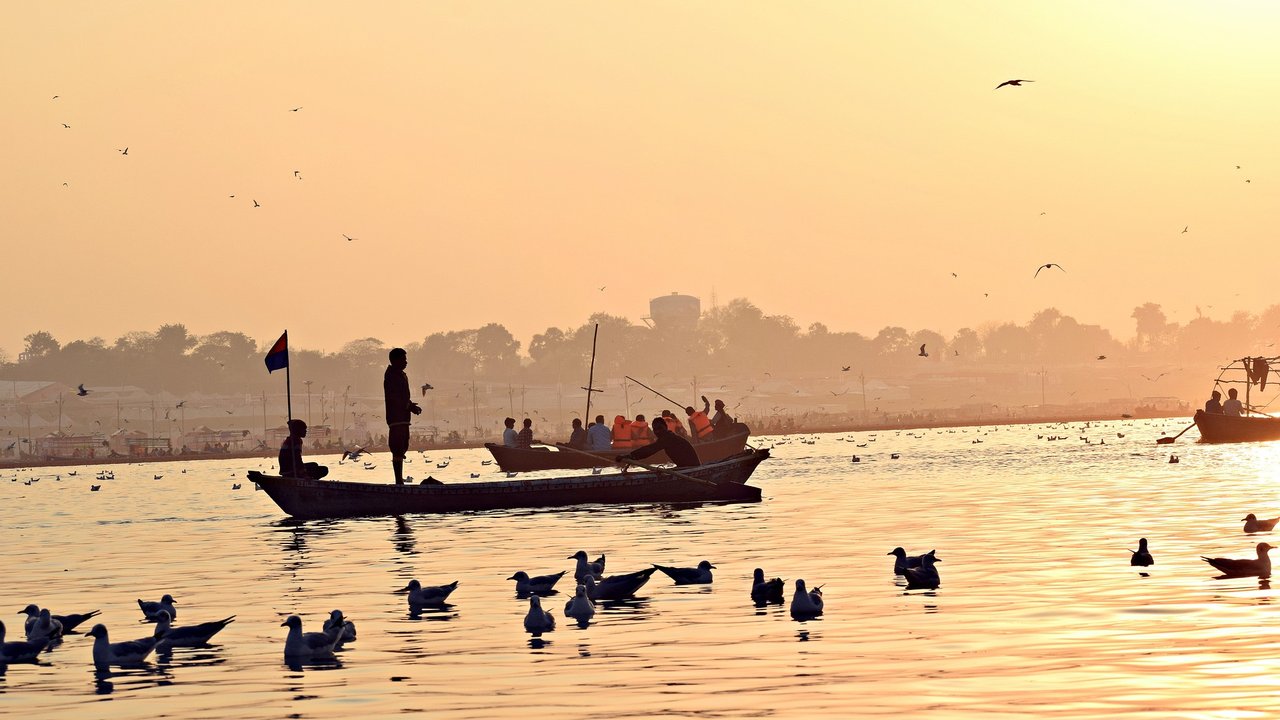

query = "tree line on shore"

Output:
[[3, 300, 1276, 397]]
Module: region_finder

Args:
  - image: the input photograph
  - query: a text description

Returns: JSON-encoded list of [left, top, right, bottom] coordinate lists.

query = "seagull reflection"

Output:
[[527, 637, 552, 651], [92, 664, 173, 695]]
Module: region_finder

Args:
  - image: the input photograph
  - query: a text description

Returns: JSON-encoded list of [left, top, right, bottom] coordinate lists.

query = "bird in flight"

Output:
[[1181, 226, 1188, 233], [995, 79, 1034, 89], [1096, 355, 1107, 361], [841, 366, 851, 372], [117, 147, 128, 155], [77, 384, 89, 396], [918, 344, 929, 358], [1034, 263, 1065, 278], [830, 389, 849, 396], [598, 285, 606, 291], [1142, 372, 1169, 382], [294, 170, 302, 179], [52, 95, 59, 99], [951, 272, 958, 278], [290, 107, 302, 112], [343, 234, 356, 242], [176, 400, 186, 408], [253, 199, 260, 208], [61, 123, 70, 129], [421, 383, 433, 396]]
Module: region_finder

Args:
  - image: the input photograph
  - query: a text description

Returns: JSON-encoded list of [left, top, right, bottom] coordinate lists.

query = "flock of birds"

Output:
[[1128, 513, 1280, 579], [0, 546, 947, 667]]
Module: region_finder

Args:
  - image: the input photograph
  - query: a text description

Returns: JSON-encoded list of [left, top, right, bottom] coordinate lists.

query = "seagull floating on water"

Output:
[[568, 550, 605, 581], [25, 609, 63, 646], [583, 568, 656, 601], [1130, 538, 1154, 567], [508, 570, 566, 597], [1202, 542, 1274, 577], [322, 610, 356, 649], [789, 579, 824, 618], [87, 623, 157, 667], [154, 610, 235, 649], [1243, 513, 1280, 533], [19, 604, 99, 634], [280, 615, 342, 660], [0, 620, 44, 662], [523, 595, 556, 634], [399, 579, 459, 608], [904, 553, 941, 589], [138, 594, 177, 622], [653, 560, 715, 585], [563, 584, 596, 623], [887, 547, 940, 575], [751, 568, 785, 604]]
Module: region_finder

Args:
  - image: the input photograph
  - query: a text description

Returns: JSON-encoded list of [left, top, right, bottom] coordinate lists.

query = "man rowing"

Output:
[[617, 417, 699, 469]]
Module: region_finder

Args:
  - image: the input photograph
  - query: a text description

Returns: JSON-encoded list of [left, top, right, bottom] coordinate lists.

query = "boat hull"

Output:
[[484, 426, 751, 472], [1193, 410, 1280, 443], [248, 449, 768, 519]]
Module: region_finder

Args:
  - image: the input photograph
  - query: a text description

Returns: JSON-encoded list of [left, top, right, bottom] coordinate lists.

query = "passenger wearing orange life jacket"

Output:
[[684, 397, 715, 442], [661, 410, 690, 438], [630, 414, 654, 446], [611, 415, 634, 449]]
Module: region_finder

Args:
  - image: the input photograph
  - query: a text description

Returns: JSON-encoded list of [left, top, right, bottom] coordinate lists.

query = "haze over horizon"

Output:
[[6, 2, 1279, 357]]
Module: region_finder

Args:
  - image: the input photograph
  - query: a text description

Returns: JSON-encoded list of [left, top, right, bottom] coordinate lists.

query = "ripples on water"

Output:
[[6, 418, 1280, 718]]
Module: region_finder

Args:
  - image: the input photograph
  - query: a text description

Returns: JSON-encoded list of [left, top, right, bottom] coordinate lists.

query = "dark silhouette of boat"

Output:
[[484, 424, 751, 472], [248, 449, 768, 519], [1192, 355, 1280, 443]]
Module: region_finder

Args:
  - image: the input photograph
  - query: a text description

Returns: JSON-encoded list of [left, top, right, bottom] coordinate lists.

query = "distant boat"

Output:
[[248, 449, 768, 519], [485, 424, 751, 473]]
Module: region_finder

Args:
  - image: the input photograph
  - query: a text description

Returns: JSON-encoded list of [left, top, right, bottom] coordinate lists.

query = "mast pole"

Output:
[[584, 323, 599, 423]]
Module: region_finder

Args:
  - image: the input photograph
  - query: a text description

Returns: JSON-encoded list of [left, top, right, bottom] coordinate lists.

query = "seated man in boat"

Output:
[[587, 415, 612, 451], [617, 417, 700, 469], [1223, 388, 1244, 416], [502, 417, 519, 448], [1204, 390, 1224, 414], [278, 419, 328, 480], [516, 418, 535, 449], [567, 418, 587, 449]]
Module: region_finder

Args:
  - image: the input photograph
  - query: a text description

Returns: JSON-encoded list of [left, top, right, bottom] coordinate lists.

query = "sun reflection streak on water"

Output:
[[8, 418, 1280, 717]]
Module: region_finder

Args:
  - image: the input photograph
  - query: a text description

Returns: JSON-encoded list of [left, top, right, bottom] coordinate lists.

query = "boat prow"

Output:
[[1193, 410, 1280, 443], [248, 449, 769, 519]]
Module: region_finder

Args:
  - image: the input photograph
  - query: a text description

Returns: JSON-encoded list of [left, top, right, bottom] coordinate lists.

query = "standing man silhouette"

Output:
[[384, 348, 422, 484]]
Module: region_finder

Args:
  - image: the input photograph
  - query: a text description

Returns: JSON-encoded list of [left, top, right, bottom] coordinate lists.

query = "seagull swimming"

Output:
[[322, 610, 356, 649], [751, 568, 785, 604], [1130, 538, 1154, 567], [138, 594, 177, 622], [523, 595, 556, 633], [568, 550, 605, 581], [653, 560, 716, 585], [904, 553, 942, 589], [19, 604, 99, 634], [1243, 513, 1280, 533], [563, 584, 596, 623], [508, 570, 567, 596], [280, 615, 342, 660], [583, 568, 657, 601], [153, 610, 235, 649], [26, 609, 63, 646], [0, 620, 44, 662], [87, 624, 158, 667], [887, 548, 940, 575], [399, 579, 459, 608], [789, 579, 824, 618], [1203, 542, 1274, 577]]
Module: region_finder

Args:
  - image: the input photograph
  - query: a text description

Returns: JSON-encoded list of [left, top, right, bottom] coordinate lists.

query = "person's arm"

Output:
[[623, 439, 662, 462], [700, 395, 710, 414]]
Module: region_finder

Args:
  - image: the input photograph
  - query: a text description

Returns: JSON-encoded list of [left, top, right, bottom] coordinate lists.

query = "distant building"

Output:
[[643, 293, 701, 332], [36, 432, 107, 459]]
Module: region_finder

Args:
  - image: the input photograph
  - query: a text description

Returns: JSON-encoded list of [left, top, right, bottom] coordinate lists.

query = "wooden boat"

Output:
[[1191, 355, 1280, 443], [1193, 410, 1280, 443], [485, 424, 751, 472], [248, 449, 768, 519]]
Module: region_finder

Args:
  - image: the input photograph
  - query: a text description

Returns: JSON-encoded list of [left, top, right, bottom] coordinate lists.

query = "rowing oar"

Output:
[[533, 442, 717, 487], [1156, 422, 1196, 444]]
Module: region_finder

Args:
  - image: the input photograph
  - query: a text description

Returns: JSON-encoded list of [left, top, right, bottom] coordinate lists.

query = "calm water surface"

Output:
[[6, 417, 1280, 718]]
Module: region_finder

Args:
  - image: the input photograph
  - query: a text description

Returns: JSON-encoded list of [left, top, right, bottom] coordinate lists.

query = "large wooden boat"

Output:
[[1193, 410, 1280, 443], [485, 425, 751, 472], [248, 449, 768, 519]]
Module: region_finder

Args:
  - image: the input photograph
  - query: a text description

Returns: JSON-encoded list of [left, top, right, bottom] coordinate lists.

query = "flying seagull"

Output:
[[918, 344, 929, 358], [841, 366, 851, 372], [77, 384, 89, 396], [253, 199, 260, 208], [420, 383, 433, 396], [117, 147, 128, 155], [290, 107, 302, 112], [1034, 263, 1065, 278], [61, 123, 70, 128], [995, 79, 1034, 89], [293, 170, 302, 179], [1182, 226, 1188, 233], [343, 234, 356, 242]]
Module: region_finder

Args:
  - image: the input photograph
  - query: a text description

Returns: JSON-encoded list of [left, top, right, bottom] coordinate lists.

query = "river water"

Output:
[[4, 417, 1278, 718]]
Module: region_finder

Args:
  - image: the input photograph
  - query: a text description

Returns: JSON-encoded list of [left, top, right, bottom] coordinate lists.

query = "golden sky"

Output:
[[5, 2, 1279, 354]]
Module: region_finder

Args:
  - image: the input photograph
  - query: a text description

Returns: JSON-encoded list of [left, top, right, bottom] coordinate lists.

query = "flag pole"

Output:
[[284, 331, 293, 424]]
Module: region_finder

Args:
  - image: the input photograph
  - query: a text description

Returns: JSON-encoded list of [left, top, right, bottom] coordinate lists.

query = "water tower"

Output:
[[645, 292, 701, 332]]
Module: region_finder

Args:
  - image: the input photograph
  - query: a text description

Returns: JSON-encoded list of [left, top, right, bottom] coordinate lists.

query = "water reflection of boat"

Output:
[[1193, 355, 1280, 443], [484, 425, 751, 472], [248, 449, 768, 519]]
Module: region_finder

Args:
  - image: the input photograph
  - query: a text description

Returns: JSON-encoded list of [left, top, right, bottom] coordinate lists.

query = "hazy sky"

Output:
[[5, 2, 1279, 355]]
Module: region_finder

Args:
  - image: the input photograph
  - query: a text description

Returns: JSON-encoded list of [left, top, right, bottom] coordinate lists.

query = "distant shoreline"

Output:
[[0, 410, 1191, 470]]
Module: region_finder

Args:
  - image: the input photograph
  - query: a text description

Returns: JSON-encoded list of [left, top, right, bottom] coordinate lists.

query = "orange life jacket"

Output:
[[611, 415, 633, 448], [630, 420, 654, 445], [664, 415, 689, 437], [688, 411, 714, 440]]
